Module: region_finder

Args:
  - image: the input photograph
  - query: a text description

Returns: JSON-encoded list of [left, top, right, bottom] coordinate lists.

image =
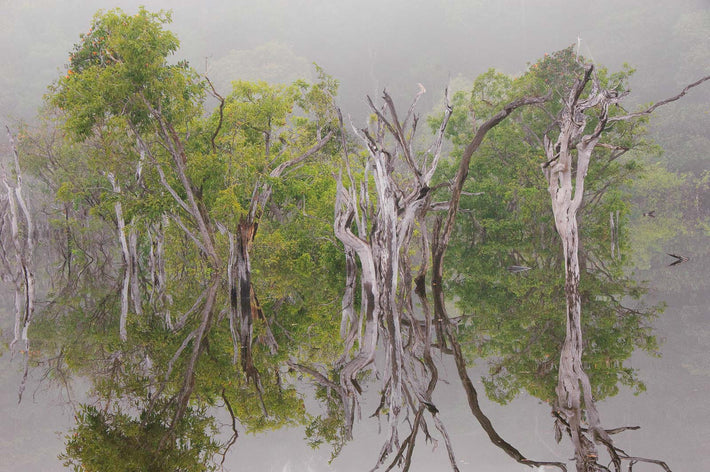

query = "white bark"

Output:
[[334, 88, 452, 448], [3, 129, 35, 351], [106, 172, 130, 342], [3, 172, 23, 353], [148, 216, 172, 329], [538, 64, 708, 472], [3, 127, 36, 402], [128, 219, 142, 316]]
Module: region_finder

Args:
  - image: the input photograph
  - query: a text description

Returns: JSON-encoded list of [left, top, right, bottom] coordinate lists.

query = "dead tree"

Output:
[[334, 85, 455, 468], [2, 126, 36, 402], [333, 86, 562, 471], [540, 64, 710, 472]]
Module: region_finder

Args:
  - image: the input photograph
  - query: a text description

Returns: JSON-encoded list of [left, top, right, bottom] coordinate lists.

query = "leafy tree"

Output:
[[23, 7, 345, 469], [436, 52, 660, 406]]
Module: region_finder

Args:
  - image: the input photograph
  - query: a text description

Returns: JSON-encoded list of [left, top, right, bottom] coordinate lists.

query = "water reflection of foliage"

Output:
[[11, 8, 705, 471], [61, 400, 220, 472], [449, 208, 661, 406], [434, 49, 660, 410]]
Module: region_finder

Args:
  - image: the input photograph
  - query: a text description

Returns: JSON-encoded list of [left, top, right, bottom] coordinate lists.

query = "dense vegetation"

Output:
[[2, 6, 707, 472]]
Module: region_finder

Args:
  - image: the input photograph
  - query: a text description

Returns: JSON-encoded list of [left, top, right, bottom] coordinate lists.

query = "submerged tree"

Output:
[[9, 6, 709, 470], [1, 126, 36, 402], [535, 49, 709, 471], [20, 7, 344, 469]]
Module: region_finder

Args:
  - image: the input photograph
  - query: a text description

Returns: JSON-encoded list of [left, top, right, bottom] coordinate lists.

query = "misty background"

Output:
[[1, 0, 709, 471], [2, 0, 708, 122]]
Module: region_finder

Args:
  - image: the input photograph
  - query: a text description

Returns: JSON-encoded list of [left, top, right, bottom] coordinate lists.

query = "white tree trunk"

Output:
[[106, 172, 130, 342], [333, 89, 452, 450], [3, 127, 36, 402]]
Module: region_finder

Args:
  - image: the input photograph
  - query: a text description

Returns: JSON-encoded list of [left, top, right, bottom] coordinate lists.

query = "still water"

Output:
[[2, 233, 707, 471]]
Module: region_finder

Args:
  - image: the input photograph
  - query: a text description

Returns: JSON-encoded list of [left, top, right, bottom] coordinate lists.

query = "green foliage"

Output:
[[435, 48, 662, 405], [51, 7, 203, 138], [304, 382, 349, 462], [60, 401, 220, 472], [10, 6, 345, 468], [25, 7, 349, 467]]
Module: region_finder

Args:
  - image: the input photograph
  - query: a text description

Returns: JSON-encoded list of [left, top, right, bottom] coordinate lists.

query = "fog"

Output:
[[1, 1, 709, 471], [2, 0, 708, 122]]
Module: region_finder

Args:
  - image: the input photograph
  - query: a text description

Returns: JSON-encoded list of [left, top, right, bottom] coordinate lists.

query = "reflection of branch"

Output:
[[384, 406, 429, 472], [219, 387, 239, 467], [553, 410, 670, 471], [623, 457, 671, 472], [428, 249, 566, 472], [445, 324, 568, 471], [553, 411, 640, 436], [287, 360, 343, 394], [167, 279, 219, 439], [4, 126, 36, 403]]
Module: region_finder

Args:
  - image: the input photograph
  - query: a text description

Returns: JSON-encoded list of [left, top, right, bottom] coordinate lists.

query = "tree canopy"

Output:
[[4, 7, 708, 472]]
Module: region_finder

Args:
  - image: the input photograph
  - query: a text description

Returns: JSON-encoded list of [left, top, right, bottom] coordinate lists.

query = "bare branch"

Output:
[[269, 129, 334, 178], [609, 75, 710, 122], [204, 76, 225, 153]]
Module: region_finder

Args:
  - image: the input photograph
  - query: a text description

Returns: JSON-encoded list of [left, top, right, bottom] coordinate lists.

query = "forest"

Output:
[[1, 3, 709, 472]]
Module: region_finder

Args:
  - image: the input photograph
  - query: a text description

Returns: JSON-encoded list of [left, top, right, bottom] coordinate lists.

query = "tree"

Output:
[[439, 63, 659, 406], [332, 86, 456, 467], [328, 81, 563, 471], [530, 47, 709, 471], [31, 7, 344, 469], [1, 126, 36, 402]]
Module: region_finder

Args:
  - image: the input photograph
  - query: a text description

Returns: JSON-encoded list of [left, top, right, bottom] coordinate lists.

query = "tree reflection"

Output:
[[17, 10, 344, 470], [436, 48, 702, 471], [8, 10, 707, 470], [61, 400, 220, 472]]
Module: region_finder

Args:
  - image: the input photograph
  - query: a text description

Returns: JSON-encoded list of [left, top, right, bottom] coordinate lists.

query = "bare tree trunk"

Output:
[[149, 216, 172, 329], [106, 172, 131, 342], [540, 64, 620, 471], [225, 131, 335, 393], [333, 179, 380, 436], [3, 126, 36, 403], [233, 219, 275, 387], [338, 246, 359, 364], [128, 218, 142, 316], [3, 171, 24, 353], [334, 88, 453, 456], [540, 65, 709, 472]]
